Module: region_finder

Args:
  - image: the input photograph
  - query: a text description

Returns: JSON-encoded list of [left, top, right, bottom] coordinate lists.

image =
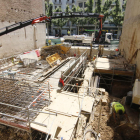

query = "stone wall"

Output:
[[119, 0, 140, 78], [0, 0, 46, 58]]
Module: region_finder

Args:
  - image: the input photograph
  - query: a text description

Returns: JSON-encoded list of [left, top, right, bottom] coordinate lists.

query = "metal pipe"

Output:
[[64, 83, 97, 90], [31, 121, 47, 127], [70, 67, 83, 91], [28, 90, 45, 108], [27, 109, 32, 140], [0, 102, 56, 115], [0, 112, 27, 122], [63, 57, 86, 91], [45, 116, 56, 140], [48, 82, 50, 105]]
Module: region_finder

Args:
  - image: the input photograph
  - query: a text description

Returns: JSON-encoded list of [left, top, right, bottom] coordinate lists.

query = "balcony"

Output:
[[54, 1, 62, 5]]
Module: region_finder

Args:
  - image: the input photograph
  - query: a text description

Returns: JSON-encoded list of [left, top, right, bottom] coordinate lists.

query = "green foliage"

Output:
[[46, 2, 53, 16], [122, 0, 127, 16], [65, 5, 72, 23], [76, 6, 86, 26], [110, 0, 124, 26], [85, 0, 94, 13], [84, 0, 94, 25], [102, 0, 112, 22], [95, 0, 102, 13], [52, 7, 67, 35], [71, 5, 77, 25]]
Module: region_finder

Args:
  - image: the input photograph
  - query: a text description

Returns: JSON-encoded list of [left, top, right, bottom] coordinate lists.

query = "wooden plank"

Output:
[[31, 114, 78, 140]]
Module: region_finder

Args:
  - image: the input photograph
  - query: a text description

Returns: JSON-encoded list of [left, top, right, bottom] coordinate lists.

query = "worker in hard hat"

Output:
[[109, 102, 129, 124], [48, 40, 51, 45], [67, 30, 70, 36]]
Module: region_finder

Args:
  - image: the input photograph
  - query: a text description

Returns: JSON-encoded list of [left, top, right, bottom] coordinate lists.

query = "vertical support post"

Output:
[[27, 108, 32, 140], [97, 99, 102, 135], [48, 82, 50, 106], [47, 22, 49, 45], [89, 43, 92, 61], [76, 83, 80, 111]]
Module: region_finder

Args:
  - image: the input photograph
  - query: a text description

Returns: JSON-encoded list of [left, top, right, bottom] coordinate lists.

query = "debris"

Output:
[[102, 99, 108, 106]]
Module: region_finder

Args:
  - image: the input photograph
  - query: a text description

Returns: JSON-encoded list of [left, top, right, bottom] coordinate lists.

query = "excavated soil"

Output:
[[91, 94, 140, 140]]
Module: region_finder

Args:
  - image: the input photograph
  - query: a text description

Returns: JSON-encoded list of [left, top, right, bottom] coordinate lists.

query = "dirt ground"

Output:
[[91, 94, 140, 140], [0, 92, 140, 140]]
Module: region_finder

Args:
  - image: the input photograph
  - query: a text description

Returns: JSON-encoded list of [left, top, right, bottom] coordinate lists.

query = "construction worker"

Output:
[[48, 40, 51, 45], [67, 30, 70, 36], [109, 102, 129, 124]]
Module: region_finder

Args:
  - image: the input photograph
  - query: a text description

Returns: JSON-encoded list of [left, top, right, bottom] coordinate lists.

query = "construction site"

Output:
[[0, 0, 140, 140]]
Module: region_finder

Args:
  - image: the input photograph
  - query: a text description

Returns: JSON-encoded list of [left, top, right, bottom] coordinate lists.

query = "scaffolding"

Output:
[[93, 56, 136, 93], [0, 75, 58, 139]]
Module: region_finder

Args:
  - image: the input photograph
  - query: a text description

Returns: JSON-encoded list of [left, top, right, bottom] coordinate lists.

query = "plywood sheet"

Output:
[[31, 113, 78, 140]]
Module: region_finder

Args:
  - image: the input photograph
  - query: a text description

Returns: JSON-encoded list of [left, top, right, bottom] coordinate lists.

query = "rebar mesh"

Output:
[[0, 78, 51, 126]]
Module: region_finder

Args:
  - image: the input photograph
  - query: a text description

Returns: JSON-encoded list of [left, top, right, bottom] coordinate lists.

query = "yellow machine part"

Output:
[[58, 45, 71, 54], [42, 44, 71, 54]]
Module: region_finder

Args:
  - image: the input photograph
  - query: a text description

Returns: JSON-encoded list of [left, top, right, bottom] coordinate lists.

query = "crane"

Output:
[[0, 13, 104, 42]]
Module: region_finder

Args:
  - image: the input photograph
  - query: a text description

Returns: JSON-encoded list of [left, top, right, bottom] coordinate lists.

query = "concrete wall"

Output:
[[119, 0, 140, 78], [0, 0, 46, 59]]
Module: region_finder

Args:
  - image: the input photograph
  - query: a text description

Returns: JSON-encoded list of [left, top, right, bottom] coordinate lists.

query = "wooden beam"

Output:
[[95, 69, 133, 76]]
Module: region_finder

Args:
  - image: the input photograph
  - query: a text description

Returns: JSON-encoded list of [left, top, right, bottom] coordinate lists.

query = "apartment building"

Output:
[[50, 0, 125, 38]]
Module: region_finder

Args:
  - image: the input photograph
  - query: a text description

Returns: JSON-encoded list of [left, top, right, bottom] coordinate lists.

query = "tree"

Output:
[[76, 6, 86, 35], [71, 5, 77, 35], [110, 0, 123, 26], [52, 7, 67, 36], [92, 0, 112, 38], [102, 0, 112, 22], [46, 2, 53, 17], [95, 0, 102, 13], [45, 2, 53, 35], [65, 5, 72, 35], [85, 0, 94, 13], [110, 0, 124, 38]]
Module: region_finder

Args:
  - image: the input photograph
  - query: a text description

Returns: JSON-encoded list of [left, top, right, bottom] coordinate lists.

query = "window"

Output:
[[59, 0, 61, 2], [107, 35, 111, 39], [95, 2, 97, 6], [84, 2, 87, 7], [55, 6, 57, 9], [79, 2, 83, 8], [55, 0, 57, 2], [72, 0, 74, 3]]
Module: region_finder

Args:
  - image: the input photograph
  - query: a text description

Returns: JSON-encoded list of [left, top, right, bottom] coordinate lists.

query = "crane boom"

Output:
[[0, 13, 104, 37]]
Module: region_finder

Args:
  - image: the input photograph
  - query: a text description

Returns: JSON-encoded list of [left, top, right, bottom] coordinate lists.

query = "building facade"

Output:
[[119, 0, 140, 78], [0, 0, 46, 59], [50, 0, 125, 38]]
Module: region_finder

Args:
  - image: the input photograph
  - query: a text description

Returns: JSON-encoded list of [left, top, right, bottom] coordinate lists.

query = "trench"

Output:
[[93, 72, 140, 140]]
